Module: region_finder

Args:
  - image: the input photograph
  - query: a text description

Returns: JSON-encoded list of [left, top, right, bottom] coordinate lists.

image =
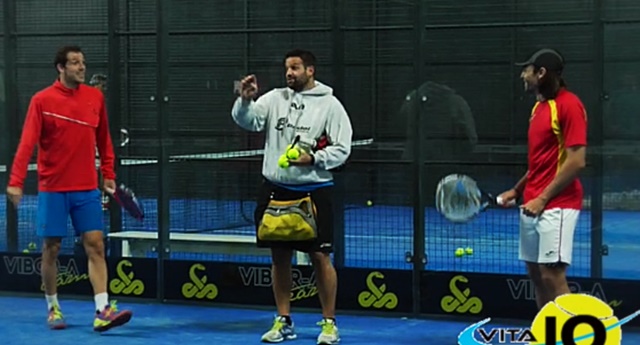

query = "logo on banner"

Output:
[[182, 263, 218, 300], [357, 271, 398, 310], [507, 278, 623, 309], [441, 275, 483, 314], [457, 293, 640, 345], [238, 266, 317, 302], [109, 260, 145, 296], [3, 255, 89, 291]]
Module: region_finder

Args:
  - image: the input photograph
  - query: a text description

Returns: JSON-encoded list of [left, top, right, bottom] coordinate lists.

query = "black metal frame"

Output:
[[156, 0, 171, 300], [590, 0, 605, 279], [1, 0, 633, 309], [331, 0, 346, 269], [3, 0, 18, 253], [412, 0, 427, 315], [107, 0, 123, 256]]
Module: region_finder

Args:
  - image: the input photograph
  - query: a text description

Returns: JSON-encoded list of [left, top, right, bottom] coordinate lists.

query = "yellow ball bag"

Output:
[[258, 195, 318, 242]]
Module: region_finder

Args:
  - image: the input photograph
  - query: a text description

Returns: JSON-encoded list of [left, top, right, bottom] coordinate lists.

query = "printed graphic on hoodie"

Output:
[[231, 80, 353, 185]]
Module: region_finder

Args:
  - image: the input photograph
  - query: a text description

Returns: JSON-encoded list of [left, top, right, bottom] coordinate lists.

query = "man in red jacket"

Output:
[[6, 46, 132, 332]]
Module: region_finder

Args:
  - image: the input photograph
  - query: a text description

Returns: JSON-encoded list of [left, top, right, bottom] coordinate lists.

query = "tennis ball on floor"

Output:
[[366, 200, 373, 207], [465, 247, 473, 255], [529, 293, 621, 345], [278, 155, 289, 168], [22, 249, 29, 253], [455, 248, 465, 257], [286, 148, 300, 160]]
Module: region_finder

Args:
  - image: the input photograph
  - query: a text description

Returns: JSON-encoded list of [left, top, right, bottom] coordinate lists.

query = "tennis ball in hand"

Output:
[[455, 248, 465, 257], [278, 155, 289, 168], [286, 147, 300, 160]]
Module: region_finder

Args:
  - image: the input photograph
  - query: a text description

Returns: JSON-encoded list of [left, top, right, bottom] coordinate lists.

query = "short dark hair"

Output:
[[284, 49, 317, 69], [54, 45, 83, 72]]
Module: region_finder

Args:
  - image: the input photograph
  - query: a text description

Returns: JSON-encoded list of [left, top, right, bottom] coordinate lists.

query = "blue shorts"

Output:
[[36, 189, 104, 238]]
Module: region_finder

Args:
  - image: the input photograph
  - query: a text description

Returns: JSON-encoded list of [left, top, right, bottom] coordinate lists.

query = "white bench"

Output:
[[107, 231, 310, 265]]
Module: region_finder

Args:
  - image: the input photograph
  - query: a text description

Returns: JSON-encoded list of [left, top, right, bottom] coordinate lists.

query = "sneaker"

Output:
[[317, 318, 340, 344], [47, 306, 67, 330], [93, 301, 133, 332], [261, 315, 297, 343]]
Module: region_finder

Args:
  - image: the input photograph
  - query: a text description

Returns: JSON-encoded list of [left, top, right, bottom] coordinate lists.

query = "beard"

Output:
[[287, 77, 307, 92], [523, 79, 538, 93]]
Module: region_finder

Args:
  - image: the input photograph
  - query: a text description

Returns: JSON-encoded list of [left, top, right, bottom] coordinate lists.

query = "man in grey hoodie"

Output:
[[232, 49, 352, 344]]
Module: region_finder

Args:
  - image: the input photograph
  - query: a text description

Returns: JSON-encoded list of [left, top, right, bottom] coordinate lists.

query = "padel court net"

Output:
[[1, 140, 639, 279]]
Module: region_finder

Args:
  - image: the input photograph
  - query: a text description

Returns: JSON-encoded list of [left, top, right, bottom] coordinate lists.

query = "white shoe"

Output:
[[317, 318, 340, 344], [261, 315, 297, 343]]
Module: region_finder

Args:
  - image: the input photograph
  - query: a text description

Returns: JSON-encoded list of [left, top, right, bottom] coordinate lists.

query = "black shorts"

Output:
[[254, 179, 334, 253]]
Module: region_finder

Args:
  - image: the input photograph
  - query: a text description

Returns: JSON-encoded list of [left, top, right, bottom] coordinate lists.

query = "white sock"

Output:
[[95, 292, 109, 312], [45, 294, 59, 311]]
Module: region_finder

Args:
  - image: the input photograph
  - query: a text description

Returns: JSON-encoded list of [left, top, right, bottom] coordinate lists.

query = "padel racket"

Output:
[[109, 184, 144, 221], [435, 173, 515, 223]]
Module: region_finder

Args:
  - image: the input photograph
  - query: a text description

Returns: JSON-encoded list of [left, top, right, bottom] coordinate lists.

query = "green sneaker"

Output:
[[47, 305, 67, 330], [93, 301, 133, 332], [317, 318, 340, 344], [261, 315, 297, 343]]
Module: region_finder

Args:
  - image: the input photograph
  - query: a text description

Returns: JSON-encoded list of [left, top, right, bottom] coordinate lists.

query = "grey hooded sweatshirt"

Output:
[[231, 80, 353, 187]]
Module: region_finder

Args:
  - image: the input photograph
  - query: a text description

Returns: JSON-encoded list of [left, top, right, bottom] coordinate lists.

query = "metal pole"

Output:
[[590, 0, 605, 279], [156, 0, 171, 299], [3, 0, 18, 252], [107, 0, 123, 256], [331, 0, 346, 269], [370, 0, 378, 140], [412, 0, 426, 316]]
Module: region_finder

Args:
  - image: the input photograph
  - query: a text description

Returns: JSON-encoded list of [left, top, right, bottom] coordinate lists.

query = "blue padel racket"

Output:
[[435, 173, 515, 223]]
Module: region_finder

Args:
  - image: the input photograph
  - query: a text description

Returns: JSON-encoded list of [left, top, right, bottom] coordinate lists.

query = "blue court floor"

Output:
[[1, 295, 640, 345]]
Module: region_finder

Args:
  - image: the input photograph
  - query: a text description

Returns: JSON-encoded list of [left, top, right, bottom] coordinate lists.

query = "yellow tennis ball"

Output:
[[455, 248, 464, 257], [366, 200, 373, 207], [530, 293, 621, 345], [28, 242, 36, 250], [22, 249, 29, 253], [465, 247, 473, 255], [278, 155, 289, 168], [286, 148, 300, 160]]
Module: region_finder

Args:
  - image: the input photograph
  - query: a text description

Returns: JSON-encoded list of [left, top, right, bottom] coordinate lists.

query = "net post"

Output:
[[3, 0, 19, 253]]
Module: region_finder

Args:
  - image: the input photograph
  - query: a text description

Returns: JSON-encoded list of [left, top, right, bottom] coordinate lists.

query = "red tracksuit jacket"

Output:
[[8, 80, 116, 192]]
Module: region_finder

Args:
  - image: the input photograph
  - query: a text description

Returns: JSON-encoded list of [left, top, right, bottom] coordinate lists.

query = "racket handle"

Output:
[[496, 196, 516, 207]]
